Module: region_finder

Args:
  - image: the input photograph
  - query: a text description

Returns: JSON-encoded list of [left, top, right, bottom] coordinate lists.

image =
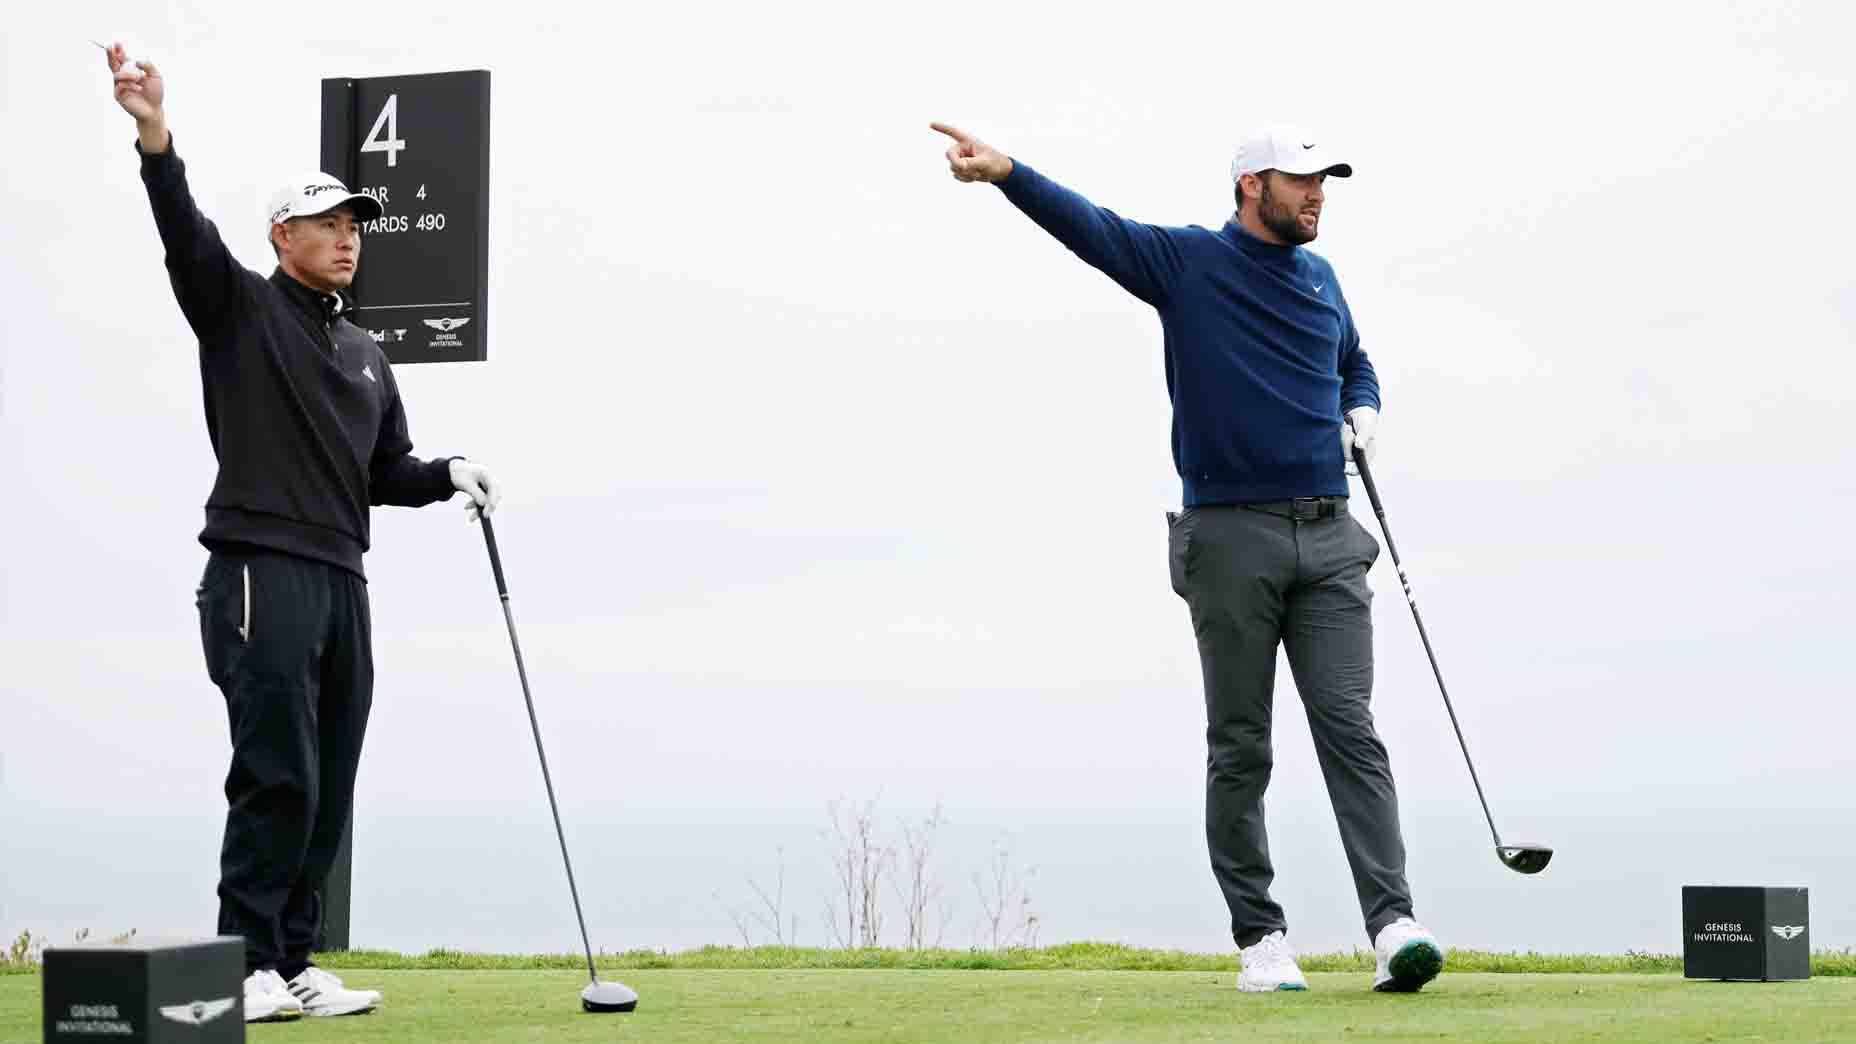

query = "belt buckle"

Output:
[[1291, 497, 1323, 522]]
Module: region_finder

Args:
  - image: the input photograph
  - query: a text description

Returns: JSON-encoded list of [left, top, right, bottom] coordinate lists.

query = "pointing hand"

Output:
[[930, 122, 1013, 184]]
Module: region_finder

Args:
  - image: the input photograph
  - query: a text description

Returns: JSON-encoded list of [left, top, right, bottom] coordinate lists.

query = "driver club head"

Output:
[[581, 979, 639, 1013], [1497, 844, 1553, 875]]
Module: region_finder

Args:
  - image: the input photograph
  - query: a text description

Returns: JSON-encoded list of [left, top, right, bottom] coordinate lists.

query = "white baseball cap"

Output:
[[266, 172, 383, 229], [1230, 124, 1353, 182]]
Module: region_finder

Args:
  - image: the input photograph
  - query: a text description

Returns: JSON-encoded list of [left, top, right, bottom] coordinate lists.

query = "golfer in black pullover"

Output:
[[106, 44, 498, 1022]]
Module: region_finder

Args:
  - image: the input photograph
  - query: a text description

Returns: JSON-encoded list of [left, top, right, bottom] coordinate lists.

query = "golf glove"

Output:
[[1341, 406, 1378, 476], [449, 458, 499, 522]]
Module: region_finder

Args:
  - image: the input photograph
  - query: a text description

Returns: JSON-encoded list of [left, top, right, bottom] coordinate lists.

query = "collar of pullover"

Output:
[[1220, 218, 1305, 271], [269, 268, 353, 327]]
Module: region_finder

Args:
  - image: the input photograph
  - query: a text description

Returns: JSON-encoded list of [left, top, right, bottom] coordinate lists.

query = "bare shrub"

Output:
[[823, 797, 892, 949], [973, 832, 1038, 950]]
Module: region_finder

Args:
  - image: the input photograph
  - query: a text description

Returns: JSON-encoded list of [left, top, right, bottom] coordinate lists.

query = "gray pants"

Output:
[[1167, 502, 1413, 948]]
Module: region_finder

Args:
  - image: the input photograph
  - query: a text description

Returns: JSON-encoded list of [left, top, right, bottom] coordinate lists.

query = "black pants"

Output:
[[196, 545, 372, 976], [1167, 503, 1414, 948]]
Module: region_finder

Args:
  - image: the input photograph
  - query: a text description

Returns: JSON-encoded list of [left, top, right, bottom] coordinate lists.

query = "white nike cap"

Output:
[[265, 172, 384, 230], [1230, 124, 1353, 182]]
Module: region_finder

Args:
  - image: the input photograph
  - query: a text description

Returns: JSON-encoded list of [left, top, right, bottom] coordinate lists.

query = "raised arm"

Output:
[[931, 122, 1186, 307], [105, 43, 245, 337]]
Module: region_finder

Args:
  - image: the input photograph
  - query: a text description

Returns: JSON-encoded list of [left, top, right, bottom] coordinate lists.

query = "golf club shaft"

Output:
[[1352, 450, 1507, 850], [481, 517, 601, 984]]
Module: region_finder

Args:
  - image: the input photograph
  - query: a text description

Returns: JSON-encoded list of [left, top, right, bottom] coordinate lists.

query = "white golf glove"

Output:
[[1341, 406, 1378, 476], [449, 458, 500, 522]]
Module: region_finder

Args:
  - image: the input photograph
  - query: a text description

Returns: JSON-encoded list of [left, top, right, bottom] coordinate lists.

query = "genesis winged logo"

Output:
[[159, 996, 237, 1025], [1773, 925, 1805, 940], [424, 317, 472, 333]]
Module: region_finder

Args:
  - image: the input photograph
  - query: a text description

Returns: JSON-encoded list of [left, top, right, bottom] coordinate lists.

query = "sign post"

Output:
[[315, 69, 491, 954], [321, 70, 491, 364]]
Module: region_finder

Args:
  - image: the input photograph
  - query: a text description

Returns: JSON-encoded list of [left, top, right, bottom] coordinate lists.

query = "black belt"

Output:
[[1238, 496, 1348, 521]]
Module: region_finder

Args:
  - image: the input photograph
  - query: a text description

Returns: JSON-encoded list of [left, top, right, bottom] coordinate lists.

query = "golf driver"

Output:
[[481, 516, 640, 1011], [1350, 443, 1553, 875]]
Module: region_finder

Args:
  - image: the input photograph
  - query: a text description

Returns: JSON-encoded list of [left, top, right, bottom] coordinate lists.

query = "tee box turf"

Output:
[[42, 936, 244, 1042], [1682, 885, 1810, 981]]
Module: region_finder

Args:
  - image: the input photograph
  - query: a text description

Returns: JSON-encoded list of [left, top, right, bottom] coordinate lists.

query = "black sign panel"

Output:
[[44, 937, 244, 1042], [1681, 885, 1811, 981], [321, 70, 490, 363]]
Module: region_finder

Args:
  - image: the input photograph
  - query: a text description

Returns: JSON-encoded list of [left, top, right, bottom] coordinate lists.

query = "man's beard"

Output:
[[1258, 180, 1317, 245]]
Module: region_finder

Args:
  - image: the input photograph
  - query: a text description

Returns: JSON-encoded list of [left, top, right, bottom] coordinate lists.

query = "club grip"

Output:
[[481, 515, 509, 597], [1352, 446, 1409, 577], [1353, 445, 1386, 518]]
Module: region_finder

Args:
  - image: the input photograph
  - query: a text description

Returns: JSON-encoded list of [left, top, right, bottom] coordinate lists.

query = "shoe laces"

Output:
[[1245, 932, 1294, 968], [1379, 917, 1431, 952], [300, 966, 345, 991]]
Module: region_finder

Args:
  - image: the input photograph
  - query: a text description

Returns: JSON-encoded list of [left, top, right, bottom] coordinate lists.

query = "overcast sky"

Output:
[[4, 1, 1854, 957]]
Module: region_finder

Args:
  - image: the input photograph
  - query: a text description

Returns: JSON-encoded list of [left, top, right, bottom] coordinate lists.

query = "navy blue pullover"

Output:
[[996, 161, 1380, 505]]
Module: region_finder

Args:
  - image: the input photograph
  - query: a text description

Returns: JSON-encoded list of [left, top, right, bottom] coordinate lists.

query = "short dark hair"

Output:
[[1236, 169, 1288, 213], [1234, 169, 1264, 212]]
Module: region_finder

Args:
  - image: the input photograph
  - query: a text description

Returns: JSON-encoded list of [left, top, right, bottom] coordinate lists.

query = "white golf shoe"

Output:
[[285, 966, 382, 1016], [1237, 930, 1309, 992], [1373, 916, 1444, 992], [241, 970, 303, 1023]]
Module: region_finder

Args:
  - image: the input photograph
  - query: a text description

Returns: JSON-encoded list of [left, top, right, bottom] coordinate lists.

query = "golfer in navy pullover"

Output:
[[933, 121, 1445, 995]]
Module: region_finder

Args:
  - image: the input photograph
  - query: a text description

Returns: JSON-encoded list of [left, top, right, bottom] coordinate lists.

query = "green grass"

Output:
[[279, 942, 1856, 975], [7, 968, 1855, 1043], [7, 943, 1855, 976]]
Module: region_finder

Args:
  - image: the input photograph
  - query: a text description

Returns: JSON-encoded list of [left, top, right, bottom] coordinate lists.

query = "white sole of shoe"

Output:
[[1237, 981, 1309, 993], [244, 1004, 303, 1023], [305, 999, 379, 1017]]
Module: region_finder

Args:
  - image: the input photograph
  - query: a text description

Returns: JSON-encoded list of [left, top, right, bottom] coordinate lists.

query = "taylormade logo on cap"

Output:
[[266, 173, 385, 228], [1230, 124, 1354, 182]]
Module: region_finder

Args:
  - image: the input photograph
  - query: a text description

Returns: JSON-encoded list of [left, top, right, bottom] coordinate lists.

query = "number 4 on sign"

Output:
[[361, 94, 406, 167]]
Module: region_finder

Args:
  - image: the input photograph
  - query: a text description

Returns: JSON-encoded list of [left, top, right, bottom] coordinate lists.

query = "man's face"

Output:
[[275, 206, 362, 291], [1254, 170, 1327, 245]]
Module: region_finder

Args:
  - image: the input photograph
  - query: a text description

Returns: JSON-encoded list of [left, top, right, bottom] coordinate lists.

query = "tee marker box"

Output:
[[42, 936, 244, 1042], [1681, 885, 1809, 981]]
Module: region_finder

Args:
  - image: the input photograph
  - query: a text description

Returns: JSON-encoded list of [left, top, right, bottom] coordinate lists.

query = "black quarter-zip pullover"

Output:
[[140, 141, 458, 578]]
